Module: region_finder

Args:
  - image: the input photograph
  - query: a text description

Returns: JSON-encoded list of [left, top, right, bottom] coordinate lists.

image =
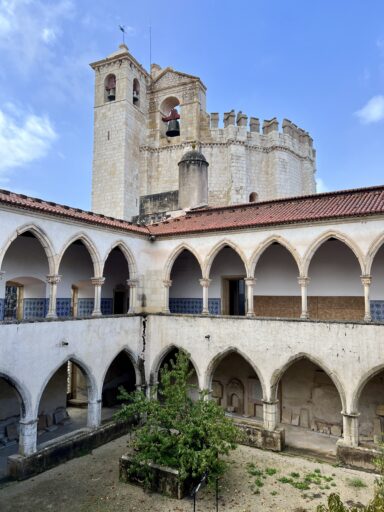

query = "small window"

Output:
[[105, 74, 116, 102], [133, 78, 140, 107], [249, 192, 258, 203]]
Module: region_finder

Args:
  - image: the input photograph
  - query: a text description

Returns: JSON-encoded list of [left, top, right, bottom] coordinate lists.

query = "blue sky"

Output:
[[0, 0, 383, 209]]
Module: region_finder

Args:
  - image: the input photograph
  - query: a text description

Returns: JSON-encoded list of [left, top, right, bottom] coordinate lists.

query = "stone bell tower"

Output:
[[90, 44, 149, 220]]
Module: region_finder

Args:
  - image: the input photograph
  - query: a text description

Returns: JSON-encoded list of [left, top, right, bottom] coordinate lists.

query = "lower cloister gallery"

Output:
[[0, 184, 384, 477]]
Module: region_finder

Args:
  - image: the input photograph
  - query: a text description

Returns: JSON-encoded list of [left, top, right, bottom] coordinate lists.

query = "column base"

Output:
[[46, 312, 57, 320], [246, 312, 256, 318], [162, 308, 170, 314], [91, 310, 102, 317], [300, 312, 309, 320], [364, 314, 372, 322]]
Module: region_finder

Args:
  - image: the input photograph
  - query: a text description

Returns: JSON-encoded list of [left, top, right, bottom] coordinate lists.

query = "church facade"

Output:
[[0, 45, 383, 479]]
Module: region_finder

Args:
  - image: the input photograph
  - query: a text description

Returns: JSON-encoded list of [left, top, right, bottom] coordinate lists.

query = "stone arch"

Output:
[[204, 239, 249, 278], [150, 344, 200, 386], [58, 233, 102, 277], [351, 365, 384, 413], [0, 370, 31, 418], [101, 240, 138, 279], [303, 231, 365, 276], [0, 223, 56, 275], [164, 243, 203, 282], [100, 347, 141, 391], [160, 96, 180, 115], [249, 235, 302, 277], [270, 352, 346, 411], [366, 233, 384, 275], [34, 355, 98, 418], [205, 347, 267, 399]]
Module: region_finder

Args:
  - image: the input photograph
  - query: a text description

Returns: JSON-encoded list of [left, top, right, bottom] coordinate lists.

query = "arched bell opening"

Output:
[[249, 192, 258, 203], [105, 74, 116, 102], [101, 351, 137, 421], [209, 352, 263, 420], [36, 360, 92, 447], [160, 96, 180, 138], [307, 238, 364, 321], [169, 249, 203, 314], [132, 78, 140, 107], [1, 231, 50, 321], [276, 357, 343, 455]]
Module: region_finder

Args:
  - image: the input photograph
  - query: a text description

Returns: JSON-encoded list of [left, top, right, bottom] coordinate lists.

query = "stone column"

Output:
[[341, 412, 359, 447], [361, 275, 372, 322], [244, 278, 256, 317], [127, 279, 138, 314], [162, 280, 172, 313], [263, 400, 279, 431], [19, 417, 38, 456], [87, 399, 102, 428], [46, 274, 61, 319], [0, 270, 5, 321], [199, 278, 211, 314], [91, 277, 105, 317], [298, 277, 310, 319]]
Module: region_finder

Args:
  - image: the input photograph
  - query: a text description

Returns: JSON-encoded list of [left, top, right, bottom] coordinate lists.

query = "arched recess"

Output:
[[57, 234, 101, 317], [101, 242, 136, 315], [366, 235, 384, 322], [0, 371, 30, 419], [159, 96, 180, 138], [167, 245, 204, 314], [0, 227, 55, 320], [101, 349, 139, 417], [206, 348, 266, 420], [249, 237, 302, 318], [271, 353, 345, 445], [152, 346, 200, 401], [205, 240, 249, 316], [35, 356, 97, 445], [164, 243, 203, 282], [303, 232, 365, 321]]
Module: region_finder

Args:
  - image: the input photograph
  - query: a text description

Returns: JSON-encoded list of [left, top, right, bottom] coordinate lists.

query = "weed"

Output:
[[254, 478, 264, 488], [278, 476, 293, 484], [347, 477, 367, 488], [265, 467, 277, 476], [270, 490, 278, 496], [290, 472, 300, 478], [314, 469, 321, 474]]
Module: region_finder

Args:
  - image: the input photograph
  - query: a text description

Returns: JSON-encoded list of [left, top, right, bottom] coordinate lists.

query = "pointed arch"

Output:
[[0, 369, 32, 418], [205, 347, 266, 399], [0, 223, 56, 275], [164, 243, 203, 281], [102, 240, 137, 279], [35, 355, 98, 417], [351, 365, 384, 413], [58, 233, 101, 277], [150, 344, 200, 385], [100, 346, 141, 390], [366, 233, 384, 276], [270, 352, 346, 411], [204, 239, 249, 278], [249, 235, 302, 277], [302, 231, 365, 276]]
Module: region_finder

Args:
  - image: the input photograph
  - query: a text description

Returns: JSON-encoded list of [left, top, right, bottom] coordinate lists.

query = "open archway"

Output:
[[169, 249, 203, 314], [370, 242, 384, 322], [102, 246, 131, 315], [355, 368, 384, 446], [156, 347, 199, 401]]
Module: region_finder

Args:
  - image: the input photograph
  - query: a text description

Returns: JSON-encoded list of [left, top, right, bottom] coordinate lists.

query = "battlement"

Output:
[[207, 110, 314, 154]]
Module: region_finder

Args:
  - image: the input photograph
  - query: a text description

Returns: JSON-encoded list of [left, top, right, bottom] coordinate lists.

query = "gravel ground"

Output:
[[0, 434, 378, 512]]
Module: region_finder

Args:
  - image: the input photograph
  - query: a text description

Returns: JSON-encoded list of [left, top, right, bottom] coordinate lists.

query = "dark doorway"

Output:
[[229, 279, 245, 316], [113, 288, 127, 314]]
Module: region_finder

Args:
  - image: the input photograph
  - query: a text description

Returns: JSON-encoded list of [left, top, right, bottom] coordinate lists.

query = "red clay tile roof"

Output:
[[148, 185, 384, 237], [1, 185, 384, 238], [0, 189, 149, 235]]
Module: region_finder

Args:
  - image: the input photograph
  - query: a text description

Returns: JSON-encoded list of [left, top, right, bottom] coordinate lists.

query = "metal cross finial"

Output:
[[119, 25, 126, 44]]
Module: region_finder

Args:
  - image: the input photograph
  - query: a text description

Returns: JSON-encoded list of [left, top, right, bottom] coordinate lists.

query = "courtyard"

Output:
[[0, 434, 377, 512]]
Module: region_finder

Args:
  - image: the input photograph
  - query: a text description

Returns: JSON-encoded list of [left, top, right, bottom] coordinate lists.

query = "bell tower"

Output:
[[90, 44, 149, 220]]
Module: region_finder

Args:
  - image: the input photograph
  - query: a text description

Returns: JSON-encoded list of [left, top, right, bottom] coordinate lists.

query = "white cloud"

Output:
[[0, 103, 57, 177], [316, 177, 329, 193], [355, 95, 384, 124]]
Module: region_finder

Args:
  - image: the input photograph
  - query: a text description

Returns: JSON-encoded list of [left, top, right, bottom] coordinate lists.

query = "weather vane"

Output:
[[119, 25, 126, 44]]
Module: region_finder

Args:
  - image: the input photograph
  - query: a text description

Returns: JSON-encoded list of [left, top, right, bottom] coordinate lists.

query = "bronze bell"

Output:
[[107, 88, 116, 101], [166, 119, 180, 137]]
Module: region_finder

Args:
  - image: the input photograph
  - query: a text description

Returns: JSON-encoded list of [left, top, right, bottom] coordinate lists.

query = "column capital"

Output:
[[199, 278, 211, 288], [360, 275, 372, 286], [298, 276, 310, 286], [341, 411, 360, 418], [91, 276, 105, 286], [19, 417, 38, 426], [262, 399, 279, 406], [46, 274, 61, 285], [244, 277, 256, 286], [126, 279, 138, 288], [163, 279, 172, 288]]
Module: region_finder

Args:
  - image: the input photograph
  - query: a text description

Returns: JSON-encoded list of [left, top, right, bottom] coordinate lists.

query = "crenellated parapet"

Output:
[[206, 111, 315, 160]]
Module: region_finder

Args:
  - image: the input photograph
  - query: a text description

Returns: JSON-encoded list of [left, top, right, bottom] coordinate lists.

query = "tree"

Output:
[[115, 350, 241, 487]]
